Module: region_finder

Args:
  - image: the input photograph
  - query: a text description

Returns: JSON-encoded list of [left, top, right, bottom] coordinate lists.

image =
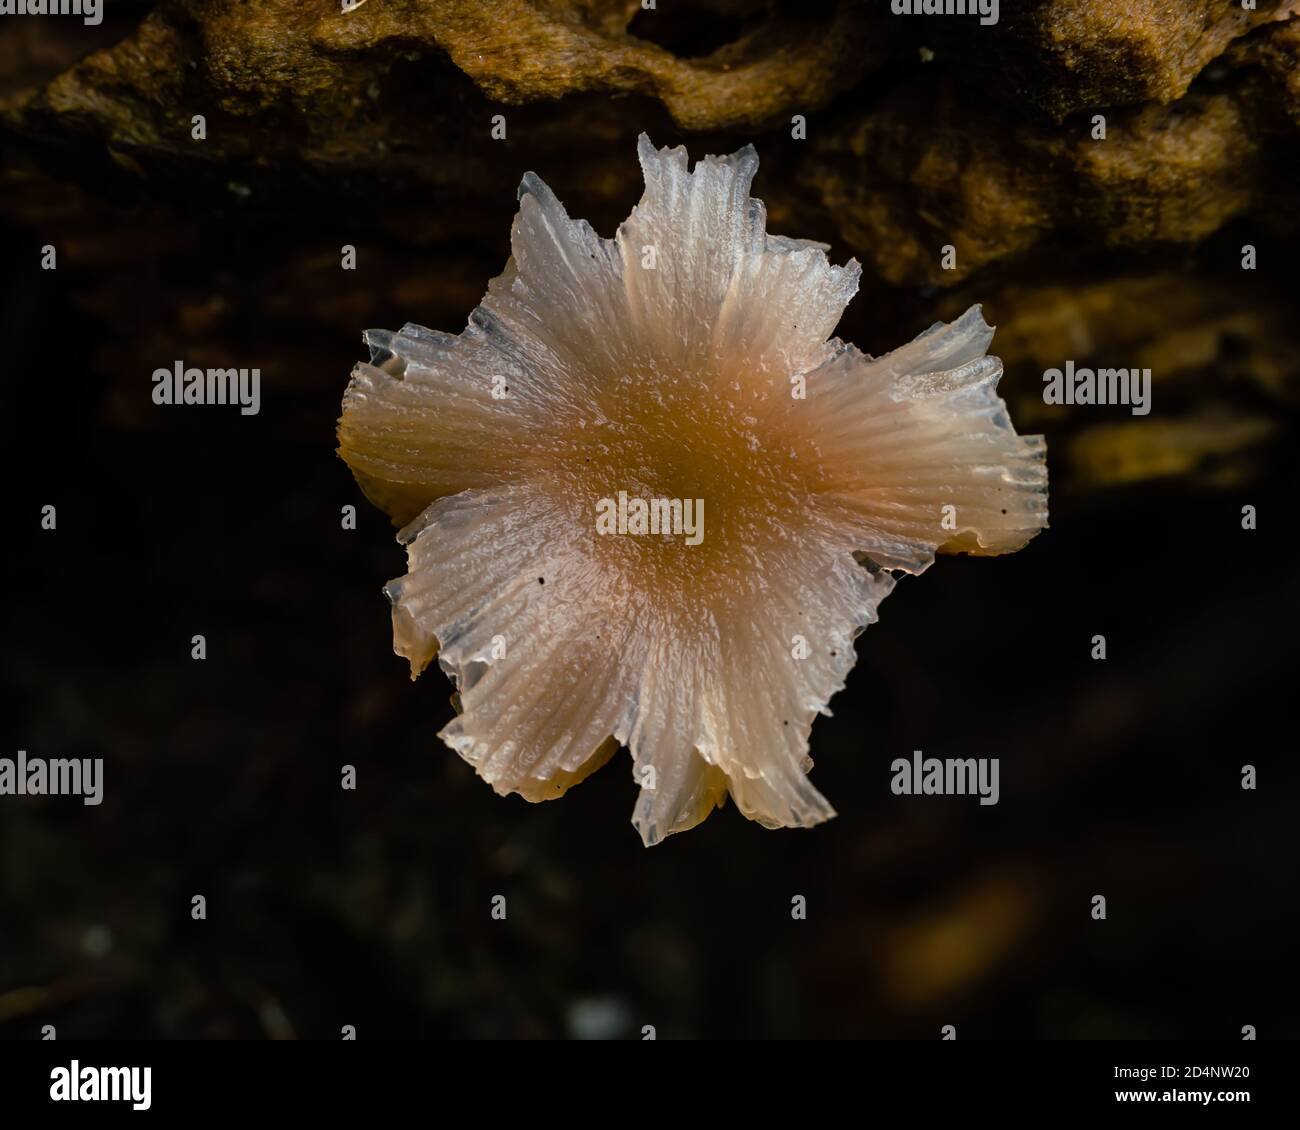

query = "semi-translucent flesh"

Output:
[[338, 135, 1048, 845]]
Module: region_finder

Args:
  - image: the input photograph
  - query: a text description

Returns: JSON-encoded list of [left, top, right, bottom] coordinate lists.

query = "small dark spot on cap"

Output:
[[538, 577, 545, 584]]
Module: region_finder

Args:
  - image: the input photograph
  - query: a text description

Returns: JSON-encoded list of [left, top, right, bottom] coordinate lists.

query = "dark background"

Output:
[[2, 1, 1298, 1039]]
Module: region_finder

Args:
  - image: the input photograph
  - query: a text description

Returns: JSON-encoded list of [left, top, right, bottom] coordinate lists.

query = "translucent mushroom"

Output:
[[338, 134, 1048, 845]]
